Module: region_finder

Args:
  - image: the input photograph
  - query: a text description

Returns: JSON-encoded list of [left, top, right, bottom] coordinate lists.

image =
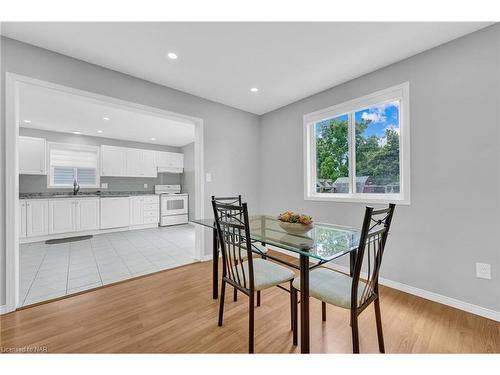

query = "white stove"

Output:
[[155, 185, 189, 226]]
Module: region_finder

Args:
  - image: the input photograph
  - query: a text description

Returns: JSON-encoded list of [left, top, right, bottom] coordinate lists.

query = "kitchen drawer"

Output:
[[143, 210, 159, 218], [143, 196, 158, 204], [143, 203, 158, 211], [143, 216, 159, 224]]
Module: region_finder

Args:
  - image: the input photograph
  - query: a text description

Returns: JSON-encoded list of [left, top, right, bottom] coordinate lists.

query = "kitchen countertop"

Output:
[[19, 191, 159, 200]]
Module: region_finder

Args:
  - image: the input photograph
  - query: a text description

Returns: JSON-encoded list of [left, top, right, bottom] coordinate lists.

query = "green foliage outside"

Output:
[[315, 117, 400, 187]]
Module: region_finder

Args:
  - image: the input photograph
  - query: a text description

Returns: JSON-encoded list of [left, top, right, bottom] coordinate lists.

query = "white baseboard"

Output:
[[215, 245, 500, 322], [325, 263, 500, 322], [0, 304, 13, 315]]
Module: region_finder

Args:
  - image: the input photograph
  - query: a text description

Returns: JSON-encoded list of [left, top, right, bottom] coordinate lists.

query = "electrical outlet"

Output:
[[144, 183, 148, 189], [476, 262, 491, 280], [206, 173, 212, 182], [101, 182, 108, 189]]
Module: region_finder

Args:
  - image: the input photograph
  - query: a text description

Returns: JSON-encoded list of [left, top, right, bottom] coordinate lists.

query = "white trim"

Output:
[[0, 305, 10, 315], [303, 82, 411, 205], [267, 246, 499, 322], [4, 73, 205, 314], [326, 263, 500, 322]]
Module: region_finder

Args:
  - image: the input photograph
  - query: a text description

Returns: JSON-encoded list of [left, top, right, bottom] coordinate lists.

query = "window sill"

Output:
[[305, 194, 410, 205]]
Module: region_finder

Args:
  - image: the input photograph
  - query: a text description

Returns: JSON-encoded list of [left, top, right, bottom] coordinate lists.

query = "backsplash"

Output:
[[19, 174, 181, 194]]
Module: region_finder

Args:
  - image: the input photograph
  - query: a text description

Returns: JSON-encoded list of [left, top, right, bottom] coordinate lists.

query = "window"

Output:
[[304, 82, 410, 204], [48, 142, 100, 188]]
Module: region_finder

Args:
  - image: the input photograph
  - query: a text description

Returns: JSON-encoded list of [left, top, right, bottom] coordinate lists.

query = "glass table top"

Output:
[[192, 215, 361, 261]]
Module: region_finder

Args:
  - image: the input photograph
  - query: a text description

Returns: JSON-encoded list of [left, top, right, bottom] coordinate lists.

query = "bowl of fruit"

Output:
[[277, 211, 313, 235]]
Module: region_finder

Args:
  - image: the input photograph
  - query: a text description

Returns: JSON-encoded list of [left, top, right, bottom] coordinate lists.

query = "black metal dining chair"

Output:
[[212, 195, 267, 305], [212, 200, 295, 353], [291, 204, 395, 353]]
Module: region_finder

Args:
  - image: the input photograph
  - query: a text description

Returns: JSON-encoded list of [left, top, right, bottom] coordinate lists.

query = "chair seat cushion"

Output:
[[233, 258, 295, 291], [292, 268, 366, 309]]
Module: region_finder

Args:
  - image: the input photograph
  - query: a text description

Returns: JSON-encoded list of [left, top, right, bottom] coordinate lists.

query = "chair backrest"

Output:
[[211, 195, 242, 206], [351, 204, 396, 309], [212, 199, 254, 292]]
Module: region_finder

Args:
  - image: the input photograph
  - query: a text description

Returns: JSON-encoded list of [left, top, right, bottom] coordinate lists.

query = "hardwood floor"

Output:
[[1, 256, 499, 353]]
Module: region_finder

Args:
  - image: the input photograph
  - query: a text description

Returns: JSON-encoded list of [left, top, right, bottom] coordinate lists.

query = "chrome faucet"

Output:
[[73, 179, 80, 195]]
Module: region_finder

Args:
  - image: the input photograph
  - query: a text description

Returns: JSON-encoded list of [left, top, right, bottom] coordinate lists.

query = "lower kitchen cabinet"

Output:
[[49, 199, 76, 234], [48, 198, 100, 234], [130, 195, 159, 227], [76, 199, 100, 231], [19, 199, 49, 237]]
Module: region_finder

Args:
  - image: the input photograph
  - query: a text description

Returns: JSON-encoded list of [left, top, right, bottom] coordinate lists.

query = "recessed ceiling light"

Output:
[[150, 137, 157, 141], [97, 130, 103, 134], [102, 116, 110, 121], [166, 52, 178, 60], [250, 87, 259, 93], [72, 131, 82, 135], [23, 119, 32, 124]]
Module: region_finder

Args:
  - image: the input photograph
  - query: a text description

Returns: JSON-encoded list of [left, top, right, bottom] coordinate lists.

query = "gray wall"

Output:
[[0, 37, 261, 306], [18, 128, 182, 193], [181, 142, 195, 219], [260, 25, 500, 311]]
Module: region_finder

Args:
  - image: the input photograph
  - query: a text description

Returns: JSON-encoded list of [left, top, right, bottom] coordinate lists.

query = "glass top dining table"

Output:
[[192, 215, 361, 262], [192, 214, 362, 354]]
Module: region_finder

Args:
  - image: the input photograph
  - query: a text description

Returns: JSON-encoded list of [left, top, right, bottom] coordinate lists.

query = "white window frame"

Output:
[[47, 142, 100, 189], [304, 82, 410, 205]]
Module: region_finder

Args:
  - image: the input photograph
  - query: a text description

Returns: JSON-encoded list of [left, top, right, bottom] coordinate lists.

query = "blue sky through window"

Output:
[[355, 101, 399, 138]]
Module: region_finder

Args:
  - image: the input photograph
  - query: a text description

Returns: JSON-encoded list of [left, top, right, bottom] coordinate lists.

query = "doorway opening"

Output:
[[4, 73, 205, 311]]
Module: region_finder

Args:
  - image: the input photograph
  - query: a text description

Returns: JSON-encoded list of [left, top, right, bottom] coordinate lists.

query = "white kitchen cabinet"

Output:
[[141, 150, 157, 177], [19, 136, 46, 175], [75, 198, 100, 231], [156, 151, 184, 173], [130, 196, 144, 226], [100, 197, 130, 229], [48, 199, 76, 234], [125, 148, 143, 177], [26, 199, 49, 237], [19, 201, 27, 238], [101, 145, 127, 177], [126, 148, 157, 177]]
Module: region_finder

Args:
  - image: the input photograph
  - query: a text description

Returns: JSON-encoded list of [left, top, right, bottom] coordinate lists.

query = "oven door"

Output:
[[161, 195, 188, 216]]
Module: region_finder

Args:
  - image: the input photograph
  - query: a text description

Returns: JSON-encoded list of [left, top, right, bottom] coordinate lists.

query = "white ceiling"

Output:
[[19, 83, 195, 147], [2, 22, 494, 115]]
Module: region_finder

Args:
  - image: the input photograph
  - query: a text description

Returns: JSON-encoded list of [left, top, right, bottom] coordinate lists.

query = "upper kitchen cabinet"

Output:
[[101, 145, 127, 177], [101, 145, 157, 178], [19, 136, 46, 175], [126, 148, 157, 178], [157, 151, 184, 173]]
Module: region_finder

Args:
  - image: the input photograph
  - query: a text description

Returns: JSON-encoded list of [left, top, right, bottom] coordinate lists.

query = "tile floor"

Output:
[[19, 224, 197, 307]]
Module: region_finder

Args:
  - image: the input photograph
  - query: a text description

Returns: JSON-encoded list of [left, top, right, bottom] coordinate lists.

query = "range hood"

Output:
[[157, 166, 183, 174]]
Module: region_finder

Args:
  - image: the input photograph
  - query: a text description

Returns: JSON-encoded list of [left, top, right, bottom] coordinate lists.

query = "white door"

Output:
[[100, 197, 130, 229], [141, 150, 157, 177], [101, 146, 127, 176], [19, 136, 46, 175], [26, 200, 49, 237], [49, 199, 76, 234], [130, 196, 144, 226], [75, 198, 100, 231], [19, 201, 27, 238], [125, 148, 142, 176]]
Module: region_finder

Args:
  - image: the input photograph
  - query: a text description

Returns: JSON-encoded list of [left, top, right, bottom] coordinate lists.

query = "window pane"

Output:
[[315, 114, 349, 194], [76, 168, 97, 186], [53, 167, 75, 186], [355, 101, 400, 194]]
